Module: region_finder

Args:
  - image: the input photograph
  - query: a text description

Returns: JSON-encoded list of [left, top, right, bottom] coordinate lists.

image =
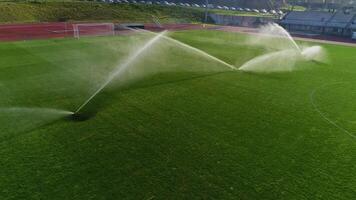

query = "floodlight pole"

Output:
[[204, 0, 209, 23]]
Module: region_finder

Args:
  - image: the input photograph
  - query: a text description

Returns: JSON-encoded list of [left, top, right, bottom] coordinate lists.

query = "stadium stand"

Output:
[[281, 10, 356, 37], [281, 11, 332, 26], [327, 11, 354, 28], [325, 9, 356, 35], [349, 16, 356, 30], [281, 11, 333, 34], [209, 14, 276, 27]]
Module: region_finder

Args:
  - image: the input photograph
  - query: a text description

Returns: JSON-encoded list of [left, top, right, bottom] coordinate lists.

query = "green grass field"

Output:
[[0, 30, 355, 199]]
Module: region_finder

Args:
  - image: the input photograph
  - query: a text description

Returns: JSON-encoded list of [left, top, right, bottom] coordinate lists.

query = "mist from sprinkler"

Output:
[[239, 23, 326, 73], [72, 28, 238, 116], [0, 107, 74, 137]]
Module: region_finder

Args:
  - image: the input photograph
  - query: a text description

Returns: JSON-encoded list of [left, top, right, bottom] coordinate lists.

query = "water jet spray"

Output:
[[128, 28, 237, 70], [239, 23, 326, 72], [74, 30, 167, 114]]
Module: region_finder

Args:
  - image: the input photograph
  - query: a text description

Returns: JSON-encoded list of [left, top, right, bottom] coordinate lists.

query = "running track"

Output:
[[0, 22, 206, 41], [0, 22, 354, 47]]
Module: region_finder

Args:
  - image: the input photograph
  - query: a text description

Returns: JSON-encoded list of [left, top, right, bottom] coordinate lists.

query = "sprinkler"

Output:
[[73, 31, 168, 114], [68, 112, 91, 121]]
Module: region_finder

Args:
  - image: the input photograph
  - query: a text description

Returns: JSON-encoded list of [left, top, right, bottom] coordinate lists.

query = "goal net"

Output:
[[73, 23, 115, 39]]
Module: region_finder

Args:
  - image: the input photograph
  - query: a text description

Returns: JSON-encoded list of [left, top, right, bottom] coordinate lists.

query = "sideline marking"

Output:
[[310, 82, 356, 139]]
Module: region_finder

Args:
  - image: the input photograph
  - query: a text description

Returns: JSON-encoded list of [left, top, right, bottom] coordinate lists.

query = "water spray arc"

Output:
[[0, 107, 74, 136], [271, 23, 301, 52], [73, 27, 238, 116], [129, 28, 236, 70], [239, 23, 325, 72], [74, 30, 167, 114], [161, 34, 237, 70]]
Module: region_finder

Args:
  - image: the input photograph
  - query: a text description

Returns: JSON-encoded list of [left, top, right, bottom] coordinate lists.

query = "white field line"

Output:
[[50, 30, 74, 33], [310, 82, 356, 139]]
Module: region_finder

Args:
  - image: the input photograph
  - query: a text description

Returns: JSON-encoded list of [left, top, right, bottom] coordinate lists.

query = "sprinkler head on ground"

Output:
[[68, 112, 91, 122]]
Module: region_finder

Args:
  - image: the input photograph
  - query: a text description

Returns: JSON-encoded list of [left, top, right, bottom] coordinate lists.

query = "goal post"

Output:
[[72, 23, 115, 39]]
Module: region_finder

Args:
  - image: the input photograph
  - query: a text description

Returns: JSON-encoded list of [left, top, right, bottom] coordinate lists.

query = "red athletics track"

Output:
[[0, 22, 354, 46], [0, 22, 207, 41], [0, 22, 73, 41], [144, 23, 208, 31]]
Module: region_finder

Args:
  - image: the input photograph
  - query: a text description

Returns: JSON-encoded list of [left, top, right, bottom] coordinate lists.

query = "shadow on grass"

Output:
[[0, 70, 236, 144], [311, 60, 329, 66]]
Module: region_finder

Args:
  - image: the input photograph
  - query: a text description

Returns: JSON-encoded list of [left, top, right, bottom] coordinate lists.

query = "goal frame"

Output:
[[72, 23, 115, 39]]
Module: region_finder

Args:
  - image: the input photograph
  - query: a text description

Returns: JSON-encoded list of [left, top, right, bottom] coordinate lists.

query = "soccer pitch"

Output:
[[0, 30, 355, 199]]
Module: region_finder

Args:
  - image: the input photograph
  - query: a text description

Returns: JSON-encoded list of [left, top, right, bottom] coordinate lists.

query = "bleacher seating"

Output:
[[281, 10, 356, 36], [281, 11, 333, 26], [326, 11, 355, 28], [350, 17, 356, 29]]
